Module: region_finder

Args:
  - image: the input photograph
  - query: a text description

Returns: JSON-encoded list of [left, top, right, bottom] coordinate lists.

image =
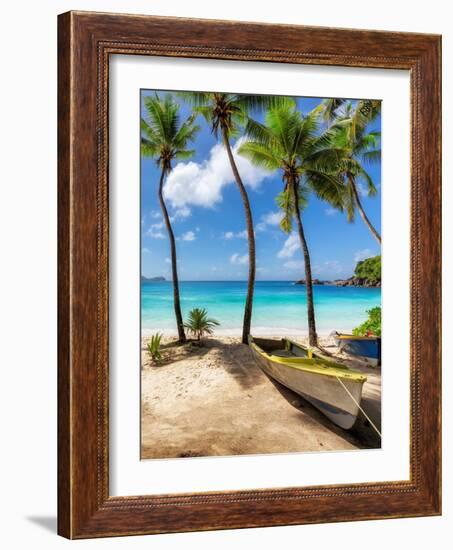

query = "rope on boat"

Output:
[[335, 376, 382, 439]]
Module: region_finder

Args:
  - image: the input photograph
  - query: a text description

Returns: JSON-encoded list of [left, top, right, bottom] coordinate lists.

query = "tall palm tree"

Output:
[[178, 92, 288, 344], [238, 101, 344, 347], [324, 99, 382, 245], [141, 94, 200, 342]]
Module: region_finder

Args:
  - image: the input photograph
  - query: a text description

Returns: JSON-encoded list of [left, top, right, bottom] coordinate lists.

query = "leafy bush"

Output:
[[354, 255, 381, 283], [147, 333, 163, 363], [184, 308, 220, 343], [353, 307, 381, 337]]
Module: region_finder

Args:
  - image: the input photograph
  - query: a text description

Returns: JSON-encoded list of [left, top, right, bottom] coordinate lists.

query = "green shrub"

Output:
[[184, 308, 220, 343], [147, 333, 163, 363], [353, 307, 381, 337]]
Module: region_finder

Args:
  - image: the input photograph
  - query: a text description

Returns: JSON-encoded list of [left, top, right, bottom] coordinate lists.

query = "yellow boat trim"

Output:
[[250, 343, 367, 383], [336, 334, 378, 341]]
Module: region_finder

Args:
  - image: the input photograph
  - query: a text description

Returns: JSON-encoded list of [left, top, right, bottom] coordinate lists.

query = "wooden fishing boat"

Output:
[[332, 331, 381, 366], [249, 336, 367, 429]]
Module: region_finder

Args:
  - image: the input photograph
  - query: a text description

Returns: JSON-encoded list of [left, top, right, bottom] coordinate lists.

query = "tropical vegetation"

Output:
[[320, 99, 382, 244], [238, 100, 344, 346], [141, 94, 200, 342], [141, 91, 381, 347], [177, 92, 289, 344], [147, 333, 163, 363], [184, 308, 220, 344], [355, 255, 381, 284], [353, 306, 381, 337]]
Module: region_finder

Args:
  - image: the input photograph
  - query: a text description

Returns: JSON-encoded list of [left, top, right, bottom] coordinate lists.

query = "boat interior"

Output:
[[252, 337, 310, 358]]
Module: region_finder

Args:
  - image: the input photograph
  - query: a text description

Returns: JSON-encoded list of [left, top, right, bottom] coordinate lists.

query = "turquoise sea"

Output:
[[141, 281, 381, 335]]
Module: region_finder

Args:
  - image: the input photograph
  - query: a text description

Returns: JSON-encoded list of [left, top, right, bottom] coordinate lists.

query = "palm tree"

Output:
[[238, 101, 344, 347], [177, 92, 288, 345], [324, 99, 382, 244], [141, 94, 200, 342], [184, 308, 220, 344]]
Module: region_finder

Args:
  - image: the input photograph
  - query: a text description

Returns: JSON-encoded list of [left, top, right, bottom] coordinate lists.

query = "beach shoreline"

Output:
[[141, 327, 337, 337], [141, 281, 381, 336], [141, 334, 381, 460]]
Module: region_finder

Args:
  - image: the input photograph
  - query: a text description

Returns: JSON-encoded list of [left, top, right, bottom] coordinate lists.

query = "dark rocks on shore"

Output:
[[333, 277, 381, 288], [141, 275, 166, 282], [295, 278, 327, 285], [295, 277, 380, 288]]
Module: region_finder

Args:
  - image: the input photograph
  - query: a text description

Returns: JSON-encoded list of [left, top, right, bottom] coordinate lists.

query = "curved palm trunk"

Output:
[[222, 128, 256, 345], [290, 178, 318, 347], [158, 168, 186, 342], [349, 175, 381, 245]]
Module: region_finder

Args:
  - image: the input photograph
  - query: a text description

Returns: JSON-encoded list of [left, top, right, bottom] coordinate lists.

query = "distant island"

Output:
[[141, 275, 166, 282], [295, 255, 381, 288]]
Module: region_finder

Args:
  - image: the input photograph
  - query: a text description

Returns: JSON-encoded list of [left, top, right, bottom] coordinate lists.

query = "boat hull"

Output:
[[249, 338, 365, 429], [333, 333, 381, 366]]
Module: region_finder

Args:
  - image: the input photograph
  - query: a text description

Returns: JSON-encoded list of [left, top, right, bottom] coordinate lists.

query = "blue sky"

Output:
[[141, 91, 381, 281]]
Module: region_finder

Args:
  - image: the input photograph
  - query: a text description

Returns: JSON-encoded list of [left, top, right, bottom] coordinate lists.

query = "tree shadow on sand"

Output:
[[206, 339, 266, 391], [264, 374, 381, 449]]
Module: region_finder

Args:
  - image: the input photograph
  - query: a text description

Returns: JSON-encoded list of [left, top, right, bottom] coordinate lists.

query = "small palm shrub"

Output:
[[184, 308, 220, 343], [147, 333, 163, 363]]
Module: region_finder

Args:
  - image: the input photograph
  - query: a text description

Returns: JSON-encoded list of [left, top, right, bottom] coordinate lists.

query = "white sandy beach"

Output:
[[141, 334, 381, 459]]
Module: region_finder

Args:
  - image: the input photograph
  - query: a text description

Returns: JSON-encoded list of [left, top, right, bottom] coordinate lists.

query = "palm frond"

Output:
[[361, 149, 381, 165], [320, 98, 346, 125], [237, 141, 281, 171], [141, 137, 159, 158]]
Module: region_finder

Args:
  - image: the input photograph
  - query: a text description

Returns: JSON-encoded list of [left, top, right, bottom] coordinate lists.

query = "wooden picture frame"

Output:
[[58, 10, 441, 539]]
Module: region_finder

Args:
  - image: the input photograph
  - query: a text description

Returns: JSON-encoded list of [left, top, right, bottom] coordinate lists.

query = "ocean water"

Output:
[[141, 281, 381, 336]]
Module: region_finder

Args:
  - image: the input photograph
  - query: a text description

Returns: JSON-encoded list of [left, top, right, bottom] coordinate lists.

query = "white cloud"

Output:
[[147, 227, 165, 239], [277, 233, 300, 259], [181, 231, 196, 242], [354, 248, 374, 262], [262, 211, 283, 226], [171, 206, 191, 221], [146, 221, 166, 239], [164, 258, 171, 264], [256, 266, 268, 274], [325, 207, 337, 216], [163, 138, 270, 209], [224, 229, 247, 239], [255, 211, 284, 233], [142, 247, 151, 254], [150, 210, 161, 219], [283, 260, 305, 271], [230, 253, 249, 265]]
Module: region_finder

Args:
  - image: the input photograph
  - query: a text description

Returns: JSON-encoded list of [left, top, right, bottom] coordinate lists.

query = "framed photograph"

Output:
[[58, 11, 441, 538]]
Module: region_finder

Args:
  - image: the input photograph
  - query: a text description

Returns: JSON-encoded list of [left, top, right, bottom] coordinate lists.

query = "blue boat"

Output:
[[332, 332, 381, 366]]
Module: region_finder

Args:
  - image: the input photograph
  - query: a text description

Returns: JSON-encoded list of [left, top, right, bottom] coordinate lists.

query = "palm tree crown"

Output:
[[324, 99, 382, 243], [238, 100, 344, 232], [141, 93, 200, 174]]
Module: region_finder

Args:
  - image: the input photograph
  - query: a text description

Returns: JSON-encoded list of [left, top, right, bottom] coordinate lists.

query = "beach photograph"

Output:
[[140, 91, 382, 459]]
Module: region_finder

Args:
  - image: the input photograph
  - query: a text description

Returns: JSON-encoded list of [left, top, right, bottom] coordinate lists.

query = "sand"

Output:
[[141, 335, 381, 459]]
